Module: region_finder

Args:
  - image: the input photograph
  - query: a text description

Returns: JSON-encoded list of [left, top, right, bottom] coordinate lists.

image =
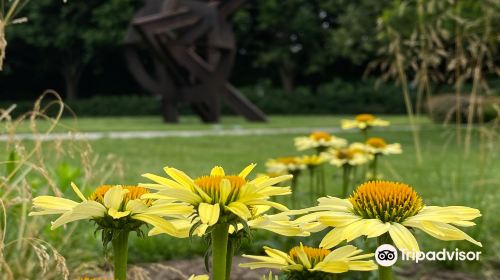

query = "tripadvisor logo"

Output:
[[375, 244, 398, 267], [401, 248, 482, 263], [375, 244, 482, 266]]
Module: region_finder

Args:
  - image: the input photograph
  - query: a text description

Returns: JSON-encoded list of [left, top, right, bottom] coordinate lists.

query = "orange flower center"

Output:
[[289, 246, 331, 266], [89, 185, 150, 205], [195, 175, 247, 194], [310, 131, 332, 141], [275, 156, 302, 165], [301, 155, 323, 166], [337, 148, 355, 159], [366, 137, 387, 148], [355, 114, 375, 122], [349, 181, 423, 223]]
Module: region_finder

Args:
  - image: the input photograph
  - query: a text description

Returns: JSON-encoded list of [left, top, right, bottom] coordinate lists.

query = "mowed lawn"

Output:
[[6, 115, 428, 133], [5, 115, 498, 274]]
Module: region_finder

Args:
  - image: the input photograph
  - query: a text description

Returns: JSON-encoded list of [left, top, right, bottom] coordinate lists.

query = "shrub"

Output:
[[1, 79, 409, 117], [427, 94, 500, 124]]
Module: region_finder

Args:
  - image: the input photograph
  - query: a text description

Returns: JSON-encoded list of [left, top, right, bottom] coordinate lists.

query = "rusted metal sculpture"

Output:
[[124, 0, 266, 123]]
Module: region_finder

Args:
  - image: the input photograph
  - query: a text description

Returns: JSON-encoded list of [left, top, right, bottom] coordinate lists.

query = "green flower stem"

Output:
[[319, 164, 325, 196], [377, 233, 394, 280], [291, 173, 299, 209], [342, 164, 351, 197], [112, 230, 130, 280], [372, 154, 379, 180], [225, 239, 235, 280], [362, 128, 368, 140], [308, 168, 315, 205], [212, 223, 230, 280]]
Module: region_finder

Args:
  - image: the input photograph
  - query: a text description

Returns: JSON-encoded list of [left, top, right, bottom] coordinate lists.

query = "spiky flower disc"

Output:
[[90, 185, 151, 205], [365, 137, 387, 149], [289, 246, 330, 267], [355, 114, 376, 123], [349, 181, 423, 223]]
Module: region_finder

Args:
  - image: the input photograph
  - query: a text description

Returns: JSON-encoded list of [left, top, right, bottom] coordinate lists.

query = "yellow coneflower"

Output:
[[240, 243, 376, 276], [324, 143, 371, 168], [296, 181, 482, 279], [301, 154, 325, 168], [365, 137, 401, 155], [294, 131, 347, 152], [30, 183, 192, 280], [341, 114, 389, 131], [297, 181, 482, 251], [266, 156, 306, 175], [141, 164, 296, 280]]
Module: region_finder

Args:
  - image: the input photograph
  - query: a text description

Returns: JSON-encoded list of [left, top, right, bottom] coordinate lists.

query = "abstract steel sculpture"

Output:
[[124, 0, 266, 123]]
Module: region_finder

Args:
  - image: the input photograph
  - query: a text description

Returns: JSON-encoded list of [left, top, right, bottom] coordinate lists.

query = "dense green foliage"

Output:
[[1, 0, 392, 100], [1, 79, 408, 117]]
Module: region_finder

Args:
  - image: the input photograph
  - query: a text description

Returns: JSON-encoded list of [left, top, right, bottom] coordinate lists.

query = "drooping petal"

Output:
[[388, 223, 420, 252], [143, 203, 193, 216], [318, 212, 362, 227], [311, 261, 349, 273], [31, 196, 78, 213], [405, 220, 482, 247], [323, 245, 360, 262], [226, 202, 251, 220], [50, 211, 90, 229], [198, 203, 220, 226], [125, 199, 149, 214], [219, 179, 231, 204], [108, 208, 131, 219], [103, 185, 127, 210], [133, 214, 188, 238]]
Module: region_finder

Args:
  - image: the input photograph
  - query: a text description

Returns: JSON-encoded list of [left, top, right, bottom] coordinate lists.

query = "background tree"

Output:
[[7, 0, 139, 100], [233, 0, 391, 92]]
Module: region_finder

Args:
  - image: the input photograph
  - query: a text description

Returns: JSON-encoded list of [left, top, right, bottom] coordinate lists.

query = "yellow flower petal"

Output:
[[210, 166, 225, 176], [346, 261, 377, 271], [164, 167, 196, 189], [125, 199, 148, 214], [31, 196, 78, 212], [319, 213, 362, 227], [133, 213, 188, 238], [103, 185, 126, 210], [388, 223, 420, 252], [70, 182, 87, 201], [238, 163, 256, 179], [226, 201, 251, 220], [141, 173, 185, 189], [108, 208, 131, 219], [198, 203, 220, 226], [219, 179, 231, 204], [296, 243, 312, 269], [323, 245, 360, 262], [311, 261, 349, 273], [144, 203, 193, 216]]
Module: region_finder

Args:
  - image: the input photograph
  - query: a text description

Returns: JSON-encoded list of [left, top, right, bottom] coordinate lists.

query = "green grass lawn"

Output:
[[4, 115, 498, 277], [5, 114, 430, 133]]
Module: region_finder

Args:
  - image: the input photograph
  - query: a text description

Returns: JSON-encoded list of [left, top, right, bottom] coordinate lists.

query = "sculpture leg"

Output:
[[161, 97, 179, 123]]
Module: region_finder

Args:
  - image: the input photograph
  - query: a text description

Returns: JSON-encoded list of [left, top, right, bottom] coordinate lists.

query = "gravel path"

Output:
[[0, 125, 414, 141]]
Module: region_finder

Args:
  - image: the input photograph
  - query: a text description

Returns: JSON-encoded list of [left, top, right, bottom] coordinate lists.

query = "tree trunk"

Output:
[[62, 66, 82, 101], [279, 65, 294, 94]]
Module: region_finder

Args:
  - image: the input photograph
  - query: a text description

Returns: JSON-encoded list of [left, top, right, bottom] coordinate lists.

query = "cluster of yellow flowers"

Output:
[[29, 114, 482, 280]]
